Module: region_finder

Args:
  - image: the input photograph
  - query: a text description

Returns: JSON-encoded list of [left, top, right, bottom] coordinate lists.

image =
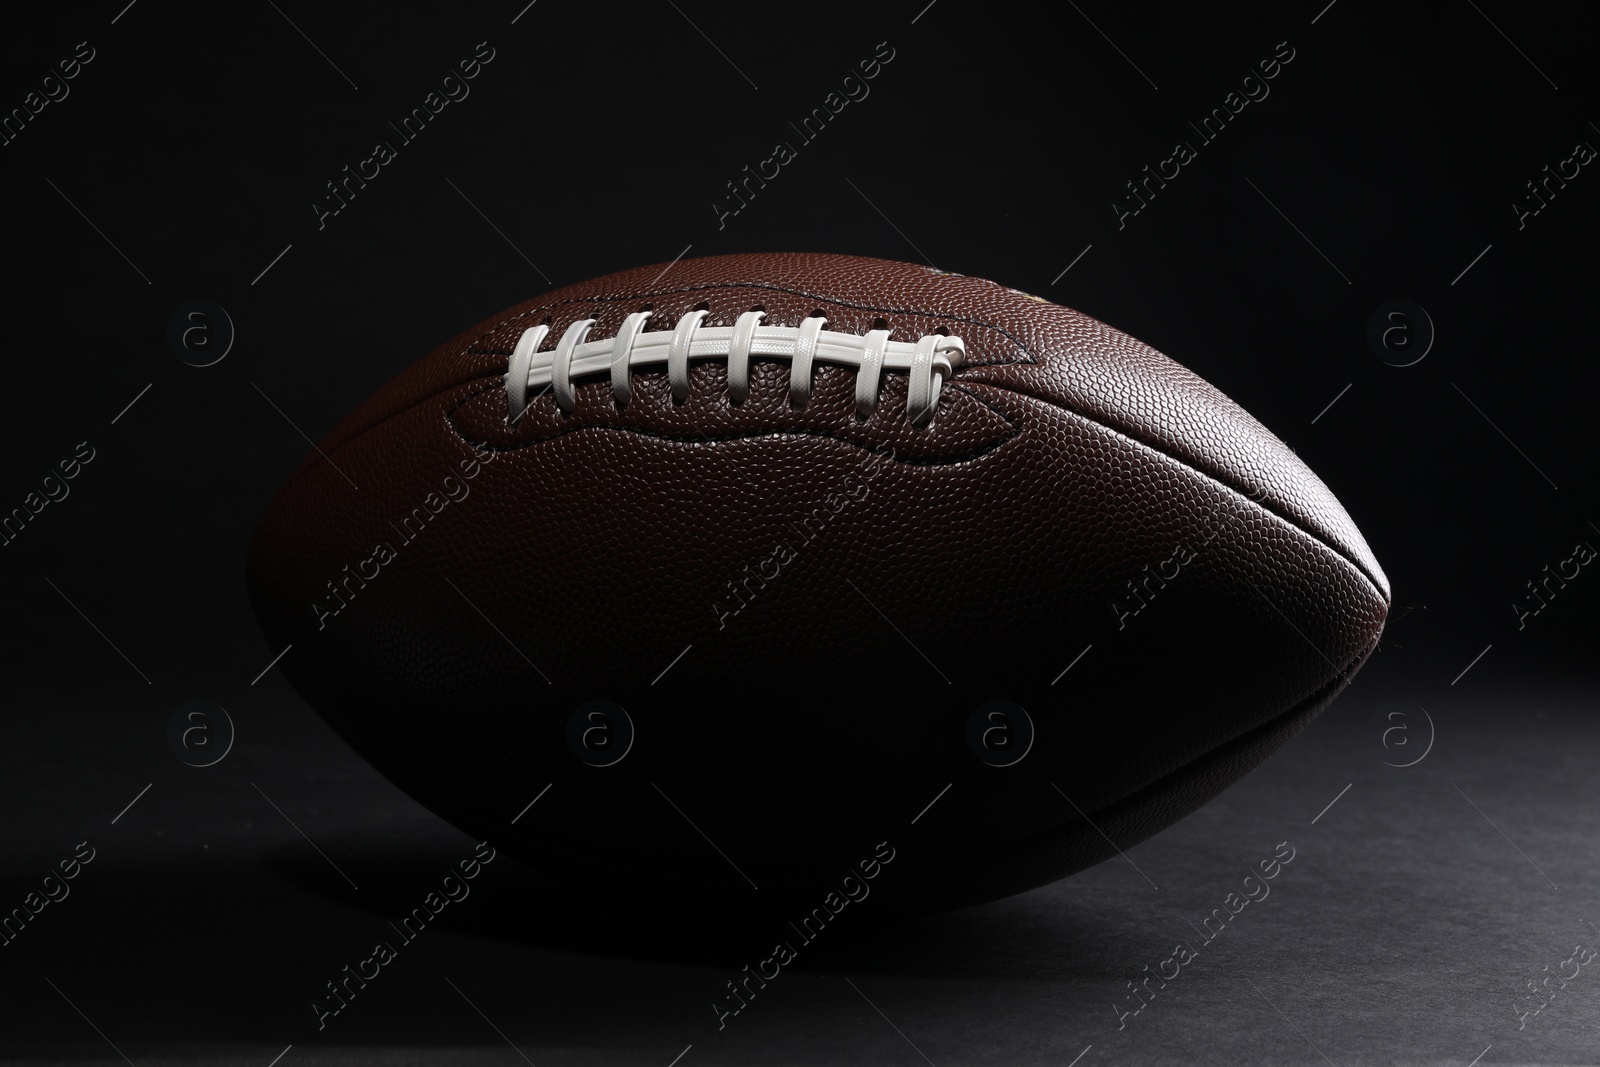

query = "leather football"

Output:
[[247, 253, 1388, 912]]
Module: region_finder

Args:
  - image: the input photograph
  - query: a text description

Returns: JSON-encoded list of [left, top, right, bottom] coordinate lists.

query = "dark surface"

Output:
[[1, 0, 1596, 1063], [2, 655, 1597, 1065]]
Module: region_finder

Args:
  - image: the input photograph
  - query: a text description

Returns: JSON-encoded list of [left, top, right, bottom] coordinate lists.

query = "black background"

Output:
[[2, 1, 1595, 1064]]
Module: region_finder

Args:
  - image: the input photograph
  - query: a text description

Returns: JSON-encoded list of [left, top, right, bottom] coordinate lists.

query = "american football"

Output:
[[246, 252, 1388, 913]]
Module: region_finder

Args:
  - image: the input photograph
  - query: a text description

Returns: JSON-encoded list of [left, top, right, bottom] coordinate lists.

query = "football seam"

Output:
[[974, 381, 1391, 604], [285, 296, 1385, 603], [437, 377, 1022, 466], [477, 310, 1378, 601], [283, 365, 1387, 607]]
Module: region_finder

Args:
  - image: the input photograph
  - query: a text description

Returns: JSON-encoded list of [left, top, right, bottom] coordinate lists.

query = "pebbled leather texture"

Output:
[[248, 253, 1389, 913]]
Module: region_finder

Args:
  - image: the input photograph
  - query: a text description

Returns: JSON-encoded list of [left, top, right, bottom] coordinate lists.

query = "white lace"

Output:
[[504, 311, 965, 426]]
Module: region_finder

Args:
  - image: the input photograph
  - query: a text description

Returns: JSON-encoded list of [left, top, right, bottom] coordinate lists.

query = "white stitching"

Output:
[[790, 315, 826, 408], [727, 310, 765, 405], [505, 311, 965, 424], [506, 323, 550, 420], [610, 311, 652, 408], [551, 318, 596, 414], [855, 328, 890, 421], [669, 309, 708, 403], [907, 333, 942, 425]]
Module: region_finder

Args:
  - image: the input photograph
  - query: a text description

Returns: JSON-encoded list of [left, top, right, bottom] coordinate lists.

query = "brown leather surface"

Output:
[[248, 253, 1389, 912]]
